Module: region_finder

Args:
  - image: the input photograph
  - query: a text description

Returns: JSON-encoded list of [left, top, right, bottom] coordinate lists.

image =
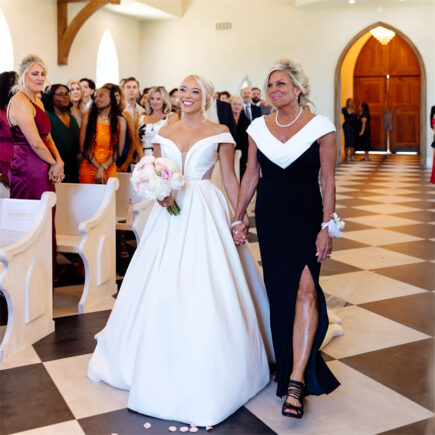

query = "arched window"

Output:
[[0, 8, 14, 72], [96, 30, 119, 87]]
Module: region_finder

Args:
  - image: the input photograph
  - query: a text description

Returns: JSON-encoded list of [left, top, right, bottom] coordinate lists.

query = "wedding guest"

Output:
[[0, 71, 17, 186], [8, 55, 65, 275], [103, 82, 136, 172], [123, 77, 145, 120], [252, 87, 272, 115], [169, 88, 181, 118], [341, 98, 358, 161], [140, 87, 151, 108], [79, 86, 126, 184], [229, 95, 250, 179], [219, 91, 230, 102], [241, 86, 261, 122], [138, 86, 176, 155], [79, 78, 95, 110], [233, 58, 340, 419], [68, 79, 86, 127], [43, 84, 80, 183], [358, 102, 371, 161]]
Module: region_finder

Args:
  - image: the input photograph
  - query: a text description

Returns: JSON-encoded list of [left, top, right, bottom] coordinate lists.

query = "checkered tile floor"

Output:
[[1, 155, 434, 434]]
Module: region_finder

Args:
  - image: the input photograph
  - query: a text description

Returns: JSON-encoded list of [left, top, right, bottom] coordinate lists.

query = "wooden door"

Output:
[[353, 33, 421, 152]]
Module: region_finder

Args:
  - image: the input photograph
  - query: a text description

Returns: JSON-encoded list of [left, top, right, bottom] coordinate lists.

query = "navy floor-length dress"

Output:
[[247, 115, 340, 398]]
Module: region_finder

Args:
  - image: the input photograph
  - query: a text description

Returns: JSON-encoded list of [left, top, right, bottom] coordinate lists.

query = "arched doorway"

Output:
[[335, 22, 427, 167]]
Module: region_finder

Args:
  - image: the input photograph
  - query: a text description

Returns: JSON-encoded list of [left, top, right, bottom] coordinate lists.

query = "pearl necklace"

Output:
[[275, 107, 303, 128]]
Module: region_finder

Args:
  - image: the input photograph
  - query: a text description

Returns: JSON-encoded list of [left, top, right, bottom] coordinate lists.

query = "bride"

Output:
[[87, 74, 273, 427]]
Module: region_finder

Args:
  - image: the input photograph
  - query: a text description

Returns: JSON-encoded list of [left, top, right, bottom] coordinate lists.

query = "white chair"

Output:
[[0, 192, 56, 362], [116, 172, 154, 244], [55, 178, 119, 313]]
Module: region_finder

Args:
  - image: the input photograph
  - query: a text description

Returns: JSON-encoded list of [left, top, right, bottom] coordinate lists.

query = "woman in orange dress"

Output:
[[79, 86, 126, 184]]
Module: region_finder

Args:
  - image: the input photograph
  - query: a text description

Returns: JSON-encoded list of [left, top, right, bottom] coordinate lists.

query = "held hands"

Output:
[[232, 214, 250, 246], [49, 161, 65, 184], [158, 194, 175, 208], [94, 165, 107, 184], [316, 227, 332, 262]]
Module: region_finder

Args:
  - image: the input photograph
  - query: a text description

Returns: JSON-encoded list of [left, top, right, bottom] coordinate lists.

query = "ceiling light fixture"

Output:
[[370, 26, 396, 45]]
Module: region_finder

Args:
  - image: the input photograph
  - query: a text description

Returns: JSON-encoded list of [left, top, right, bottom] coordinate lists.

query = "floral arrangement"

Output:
[[131, 155, 185, 215], [321, 212, 345, 238]]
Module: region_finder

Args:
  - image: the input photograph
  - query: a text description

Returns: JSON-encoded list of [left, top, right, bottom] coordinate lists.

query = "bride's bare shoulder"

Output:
[[205, 120, 229, 135], [158, 123, 177, 138]]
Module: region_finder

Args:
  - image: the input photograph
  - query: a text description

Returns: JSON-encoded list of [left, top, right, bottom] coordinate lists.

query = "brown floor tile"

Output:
[[394, 210, 435, 222], [340, 339, 434, 412], [320, 259, 363, 276], [335, 208, 377, 219], [359, 292, 434, 336], [395, 200, 435, 210], [333, 237, 370, 251], [373, 262, 435, 291], [387, 224, 435, 239], [342, 220, 377, 231], [379, 417, 435, 435], [381, 240, 435, 261], [336, 198, 382, 207]]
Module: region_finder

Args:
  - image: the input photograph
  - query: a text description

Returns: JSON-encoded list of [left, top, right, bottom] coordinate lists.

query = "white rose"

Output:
[[145, 176, 171, 200], [169, 173, 185, 190]]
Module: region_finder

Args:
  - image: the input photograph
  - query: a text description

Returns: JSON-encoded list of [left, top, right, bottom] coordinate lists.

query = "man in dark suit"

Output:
[[252, 87, 272, 116], [241, 87, 262, 122], [207, 97, 237, 141]]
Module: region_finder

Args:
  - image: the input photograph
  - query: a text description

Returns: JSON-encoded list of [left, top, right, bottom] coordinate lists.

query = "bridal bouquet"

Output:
[[131, 155, 185, 215]]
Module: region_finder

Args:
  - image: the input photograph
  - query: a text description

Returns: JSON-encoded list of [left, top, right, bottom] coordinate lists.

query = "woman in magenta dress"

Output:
[[7, 55, 65, 273], [0, 71, 17, 187]]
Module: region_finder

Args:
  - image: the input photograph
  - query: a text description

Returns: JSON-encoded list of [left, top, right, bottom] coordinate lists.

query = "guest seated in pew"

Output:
[[43, 84, 80, 183], [79, 86, 126, 184]]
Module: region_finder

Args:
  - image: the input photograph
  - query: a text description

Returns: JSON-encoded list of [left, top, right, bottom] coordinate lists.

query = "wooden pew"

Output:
[[0, 192, 56, 362], [55, 178, 119, 313]]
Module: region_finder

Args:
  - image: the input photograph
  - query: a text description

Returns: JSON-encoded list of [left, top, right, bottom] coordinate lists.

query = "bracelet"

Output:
[[321, 213, 345, 238], [101, 162, 109, 170], [231, 220, 242, 228]]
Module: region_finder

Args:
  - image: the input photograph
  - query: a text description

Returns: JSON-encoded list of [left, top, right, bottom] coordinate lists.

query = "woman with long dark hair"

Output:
[[358, 102, 371, 161], [0, 71, 18, 186], [79, 86, 126, 184], [43, 84, 80, 183]]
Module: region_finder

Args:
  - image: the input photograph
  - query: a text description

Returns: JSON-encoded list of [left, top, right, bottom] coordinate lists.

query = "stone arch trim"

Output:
[[334, 21, 427, 167]]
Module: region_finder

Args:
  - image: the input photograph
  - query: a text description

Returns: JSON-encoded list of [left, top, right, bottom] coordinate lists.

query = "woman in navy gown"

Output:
[[233, 58, 340, 419]]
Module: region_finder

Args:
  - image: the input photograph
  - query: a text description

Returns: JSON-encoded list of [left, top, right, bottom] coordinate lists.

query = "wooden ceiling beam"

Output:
[[57, 0, 120, 65]]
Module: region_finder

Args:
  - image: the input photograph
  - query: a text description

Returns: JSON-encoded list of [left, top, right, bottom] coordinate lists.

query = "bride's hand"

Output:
[[232, 222, 248, 245], [158, 194, 175, 208]]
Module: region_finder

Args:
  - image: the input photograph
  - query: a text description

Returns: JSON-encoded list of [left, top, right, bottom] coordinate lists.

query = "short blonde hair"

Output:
[[228, 95, 243, 105], [67, 79, 86, 114], [264, 58, 314, 111], [18, 54, 47, 89], [145, 86, 172, 115], [181, 74, 214, 116]]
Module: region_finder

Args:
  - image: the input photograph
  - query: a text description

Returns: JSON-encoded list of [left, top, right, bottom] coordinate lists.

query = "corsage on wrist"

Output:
[[231, 220, 242, 228], [321, 213, 345, 238]]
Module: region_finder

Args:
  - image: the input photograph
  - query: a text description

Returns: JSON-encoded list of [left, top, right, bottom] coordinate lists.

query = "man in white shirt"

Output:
[[251, 87, 272, 116], [79, 78, 95, 110], [241, 87, 261, 122], [122, 77, 145, 121]]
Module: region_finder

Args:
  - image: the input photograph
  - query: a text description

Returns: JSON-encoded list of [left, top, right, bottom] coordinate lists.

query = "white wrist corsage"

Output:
[[321, 213, 345, 238]]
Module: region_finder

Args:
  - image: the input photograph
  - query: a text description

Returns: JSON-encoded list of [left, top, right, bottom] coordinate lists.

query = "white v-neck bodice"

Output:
[[247, 115, 335, 169], [153, 132, 235, 180]]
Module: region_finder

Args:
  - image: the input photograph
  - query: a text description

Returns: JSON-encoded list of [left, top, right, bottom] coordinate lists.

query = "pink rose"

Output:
[[161, 168, 173, 181]]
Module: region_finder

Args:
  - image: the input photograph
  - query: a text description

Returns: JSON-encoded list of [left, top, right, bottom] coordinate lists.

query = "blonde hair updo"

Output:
[[18, 54, 48, 89], [264, 58, 314, 111], [181, 74, 214, 117]]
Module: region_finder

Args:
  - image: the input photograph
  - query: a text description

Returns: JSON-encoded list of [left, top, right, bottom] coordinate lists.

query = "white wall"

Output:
[[0, 0, 141, 85], [139, 0, 435, 166]]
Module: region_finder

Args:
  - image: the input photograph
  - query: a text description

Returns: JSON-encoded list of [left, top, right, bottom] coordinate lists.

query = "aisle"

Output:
[[0, 155, 433, 434]]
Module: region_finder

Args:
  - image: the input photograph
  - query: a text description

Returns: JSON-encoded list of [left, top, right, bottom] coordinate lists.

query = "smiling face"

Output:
[[53, 85, 70, 110], [178, 77, 203, 114], [70, 83, 82, 103], [267, 70, 301, 109], [94, 88, 111, 110], [25, 63, 46, 93], [149, 91, 164, 112], [231, 97, 243, 116]]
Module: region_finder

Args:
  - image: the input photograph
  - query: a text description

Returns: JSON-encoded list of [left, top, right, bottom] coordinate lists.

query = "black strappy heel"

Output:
[[282, 379, 305, 419]]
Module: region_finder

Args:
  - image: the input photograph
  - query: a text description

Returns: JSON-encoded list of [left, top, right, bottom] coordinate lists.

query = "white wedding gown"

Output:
[[88, 132, 273, 427]]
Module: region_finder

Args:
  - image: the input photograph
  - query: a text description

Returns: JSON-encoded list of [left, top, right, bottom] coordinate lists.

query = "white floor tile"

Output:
[[44, 353, 129, 419], [336, 186, 358, 193], [320, 270, 427, 305], [331, 246, 423, 270], [0, 345, 41, 370], [346, 215, 421, 228], [365, 188, 421, 195], [352, 204, 421, 215], [322, 306, 430, 359], [343, 228, 423, 245], [11, 420, 85, 435], [245, 361, 433, 435], [360, 195, 420, 203]]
